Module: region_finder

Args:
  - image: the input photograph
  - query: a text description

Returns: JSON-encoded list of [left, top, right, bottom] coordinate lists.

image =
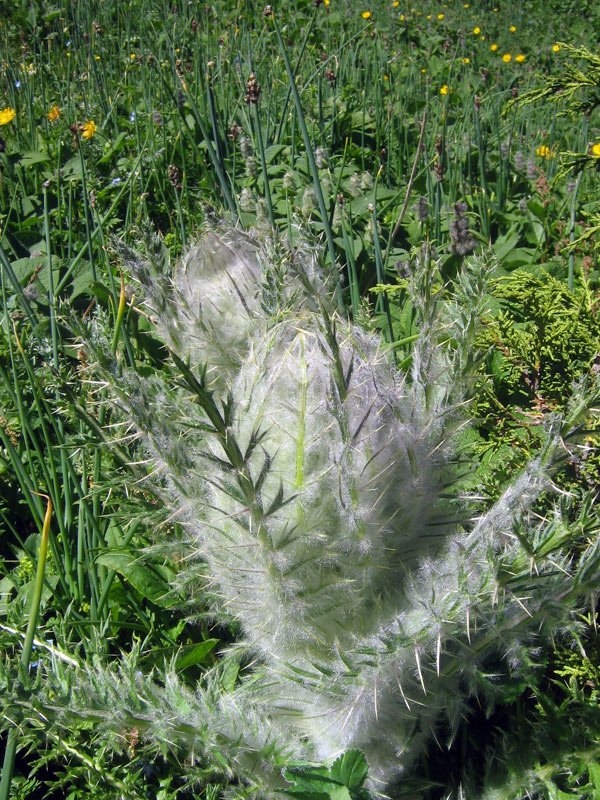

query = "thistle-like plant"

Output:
[[4, 225, 600, 798]]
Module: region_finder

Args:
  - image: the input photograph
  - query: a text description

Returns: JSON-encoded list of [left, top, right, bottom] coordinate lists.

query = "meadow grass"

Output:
[[1, 0, 600, 797]]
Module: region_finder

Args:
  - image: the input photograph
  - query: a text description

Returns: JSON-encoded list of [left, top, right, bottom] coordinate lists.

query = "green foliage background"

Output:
[[1, 0, 600, 797]]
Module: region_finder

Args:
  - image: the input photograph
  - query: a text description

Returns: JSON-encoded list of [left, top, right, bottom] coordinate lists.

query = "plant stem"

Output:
[[0, 494, 52, 800]]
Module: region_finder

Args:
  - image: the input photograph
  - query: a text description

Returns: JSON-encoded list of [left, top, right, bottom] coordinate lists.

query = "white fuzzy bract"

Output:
[[86, 228, 593, 794]]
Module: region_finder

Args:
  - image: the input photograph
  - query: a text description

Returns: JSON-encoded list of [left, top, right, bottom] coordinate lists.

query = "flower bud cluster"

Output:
[[449, 201, 476, 256]]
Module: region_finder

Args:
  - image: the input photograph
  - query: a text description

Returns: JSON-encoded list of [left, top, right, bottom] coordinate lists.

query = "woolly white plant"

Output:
[[11, 227, 600, 798], [122, 224, 337, 394]]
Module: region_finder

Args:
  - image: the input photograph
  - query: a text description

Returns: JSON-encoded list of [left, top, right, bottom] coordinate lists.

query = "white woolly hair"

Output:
[[84, 228, 583, 794], [133, 225, 338, 395]]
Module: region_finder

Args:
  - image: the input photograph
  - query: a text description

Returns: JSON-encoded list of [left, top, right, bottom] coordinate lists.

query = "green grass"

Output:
[[1, 0, 600, 797]]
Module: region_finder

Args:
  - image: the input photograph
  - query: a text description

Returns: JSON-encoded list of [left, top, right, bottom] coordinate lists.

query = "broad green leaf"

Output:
[[328, 787, 352, 800], [587, 760, 600, 792], [493, 226, 521, 261], [220, 658, 240, 692], [61, 155, 84, 182], [99, 132, 129, 164], [265, 144, 287, 164], [69, 264, 95, 300], [329, 751, 368, 789], [20, 150, 51, 167], [95, 550, 177, 608], [278, 789, 329, 800], [0, 576, 16, 617], [175, 639, 218, 670], [283, 764, 332, 794], [527, 200, 547, 220], [10, 256, 47, 282]]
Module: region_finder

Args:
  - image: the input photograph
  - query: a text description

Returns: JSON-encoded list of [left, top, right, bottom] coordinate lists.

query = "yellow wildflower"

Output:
[[473, 26, 480, 34], [362, 10, 371, 18], [462, 57, 470, 64], [438, 12, 444, 19], [427, 13, 432, 18], [81, 120, 97, 139], [502, 53, 511, 62], [400, 13, 404, 19], [490, 43, 498, 51], [536, 145, 554, 158], [515, 54, 525, 63], [440, 84, 448, 95], [552, 44, 560, 52], [393, 1, 399, 5], [324, 0, 330, 4], [0, 107, 16, 125], [591, 142, 600, 157], [509, 25, 516, 31], [47, 105, 61, 122]]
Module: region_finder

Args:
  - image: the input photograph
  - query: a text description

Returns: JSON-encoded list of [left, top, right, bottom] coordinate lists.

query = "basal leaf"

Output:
[[175, 639, 218, 670], [95, 550, 177, 608]]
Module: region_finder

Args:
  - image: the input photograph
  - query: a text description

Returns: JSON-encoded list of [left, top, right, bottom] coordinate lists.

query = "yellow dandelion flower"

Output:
[[324, 0, 329, 5], [393, 1, 399, 5], [427, 14, 432, 19], [0, 107, 16, 125], [47, 105, 61, 122], [502, 53, 511, 62], [462, 57, 470, 64], [490, 43, 498, 51], [515, 54, 525, 63], [473, 26, 480, 34], [421, 67, 427, 73], [81, 120, 97, 139], [362, 10, 372, 18], [591, 142, 600, 157], [130, 53, 136, 59], [536, 145, 554, 158], [464, 3, 469, 7], [552, 44, 560, 52], [400, 13, 404, 19], [509, 25, 516, 31], [438, 12, 444, 19], [440, 84, 448, 95]]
